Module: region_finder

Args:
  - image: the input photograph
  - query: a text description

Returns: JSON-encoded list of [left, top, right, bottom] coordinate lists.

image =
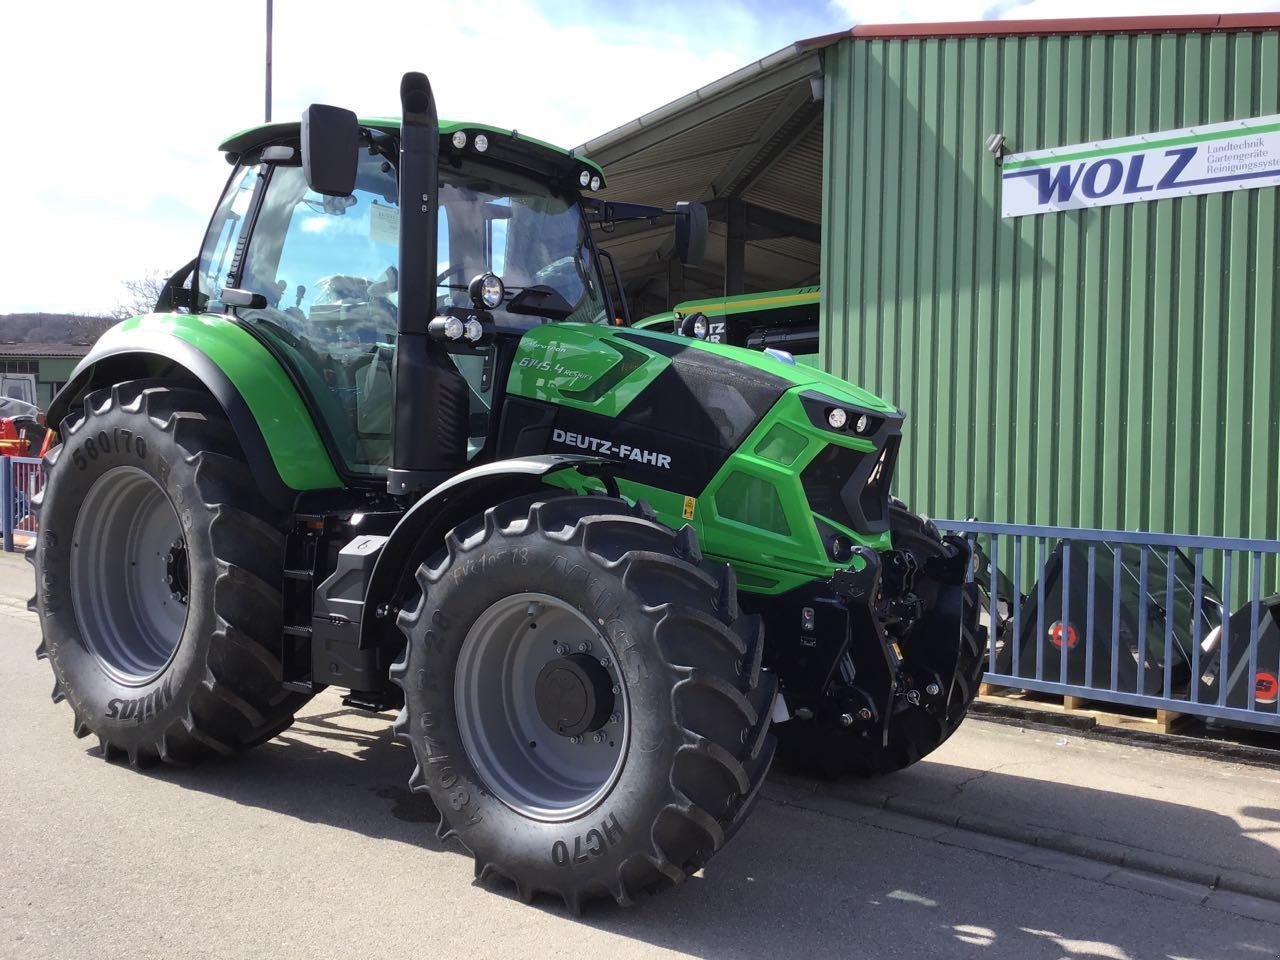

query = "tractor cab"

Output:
[[197, 118, 626, 479]]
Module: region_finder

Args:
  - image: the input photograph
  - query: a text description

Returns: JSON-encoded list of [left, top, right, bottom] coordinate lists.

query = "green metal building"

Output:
[[585, 13, 1280, 540]]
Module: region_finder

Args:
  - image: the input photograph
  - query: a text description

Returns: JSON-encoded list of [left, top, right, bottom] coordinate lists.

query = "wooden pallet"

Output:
[[978, 682, 1191, 735]]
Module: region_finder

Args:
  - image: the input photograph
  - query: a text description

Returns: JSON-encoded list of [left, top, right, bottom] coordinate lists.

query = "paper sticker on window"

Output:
[[370, 202, 399, 247]]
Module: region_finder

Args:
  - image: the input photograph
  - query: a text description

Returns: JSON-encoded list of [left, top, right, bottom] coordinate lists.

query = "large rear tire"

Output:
[[392, 495, 775, 910], [778, 502, 983, 777], [30, 381, 310, 765]]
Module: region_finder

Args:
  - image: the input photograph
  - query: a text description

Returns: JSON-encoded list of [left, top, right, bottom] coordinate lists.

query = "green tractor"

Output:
[[636, 285, 821, 365], [29, 74, 981, 909]]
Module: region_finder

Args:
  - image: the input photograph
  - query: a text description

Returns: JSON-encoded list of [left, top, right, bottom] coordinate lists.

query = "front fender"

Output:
[[359, 454, 611, 648], [51, 313, 343, 503]]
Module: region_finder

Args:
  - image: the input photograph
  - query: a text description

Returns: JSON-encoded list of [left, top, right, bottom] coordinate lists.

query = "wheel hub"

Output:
[[453, 592, 629, 821], [534, 653, 614, 738], [70, 466, 188, 686], [165, 537, 189, 605]]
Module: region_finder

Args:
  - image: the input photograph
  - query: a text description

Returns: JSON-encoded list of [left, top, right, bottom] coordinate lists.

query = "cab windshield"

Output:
[[436, 160, 608, 325]]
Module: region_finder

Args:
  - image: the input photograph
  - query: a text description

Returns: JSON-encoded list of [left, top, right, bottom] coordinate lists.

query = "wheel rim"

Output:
[[71, 466, 188, 686], [454, 592, 629, 822]]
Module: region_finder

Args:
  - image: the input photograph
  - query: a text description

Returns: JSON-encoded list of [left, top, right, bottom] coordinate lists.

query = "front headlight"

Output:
[[469, 272, 505, 309], [692, 316, 708, 339]]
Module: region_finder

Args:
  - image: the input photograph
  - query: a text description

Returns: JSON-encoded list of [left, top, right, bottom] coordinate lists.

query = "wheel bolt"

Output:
[[611, 685, 620, 695], [857, 707, 872, 720], [599, 657, 610, 668], [926, 682, 941, 696], [840, 713, 854, 727], [555, 643, 569, 656], [609, 713, 620, 724], [577, 641, 592, 653], [569, 735, 582, 745], [592, 731, 605, 743]]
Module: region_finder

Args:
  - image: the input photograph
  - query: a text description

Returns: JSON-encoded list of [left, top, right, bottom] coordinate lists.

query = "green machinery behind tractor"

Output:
[[636, 285, 821, 365], [30, 74, 981, 910]]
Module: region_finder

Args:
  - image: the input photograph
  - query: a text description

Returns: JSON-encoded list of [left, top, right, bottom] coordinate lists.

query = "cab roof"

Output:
[[218, 117, 605, 184]]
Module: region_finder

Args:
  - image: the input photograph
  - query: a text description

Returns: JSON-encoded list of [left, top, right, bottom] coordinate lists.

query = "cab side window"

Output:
[[237, 153, 400, 475]]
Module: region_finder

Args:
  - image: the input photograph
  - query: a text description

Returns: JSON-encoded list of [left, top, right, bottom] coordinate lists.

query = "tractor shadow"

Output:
[[134, 695, 1279, 960], [134, 699, 445, 849]]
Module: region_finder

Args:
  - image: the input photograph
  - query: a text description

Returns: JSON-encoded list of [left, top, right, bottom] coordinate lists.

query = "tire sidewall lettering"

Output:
[[71, 425, 150, 471]]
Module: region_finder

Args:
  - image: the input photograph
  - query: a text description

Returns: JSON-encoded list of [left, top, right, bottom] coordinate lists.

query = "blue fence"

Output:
[[2, 456, 43, 553], [941, 520, 1280, 730]]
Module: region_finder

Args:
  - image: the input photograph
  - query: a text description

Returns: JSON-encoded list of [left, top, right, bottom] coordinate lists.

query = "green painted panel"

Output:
[[821, 29, 1280, 556], [507, 324, 671, 417], [94, 314, 342, 490]]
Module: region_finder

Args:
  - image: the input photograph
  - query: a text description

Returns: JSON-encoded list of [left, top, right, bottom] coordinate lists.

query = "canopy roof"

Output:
[[579, 42, 824, 319], [579, 12, 1280, 319]]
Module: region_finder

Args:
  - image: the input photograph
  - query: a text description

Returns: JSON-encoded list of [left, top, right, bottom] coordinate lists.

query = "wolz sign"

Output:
[[1002, 114, 1280, 218]]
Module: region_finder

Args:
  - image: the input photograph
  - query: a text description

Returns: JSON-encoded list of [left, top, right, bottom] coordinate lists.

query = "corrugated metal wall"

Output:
[[820, 29, 1280, 541]]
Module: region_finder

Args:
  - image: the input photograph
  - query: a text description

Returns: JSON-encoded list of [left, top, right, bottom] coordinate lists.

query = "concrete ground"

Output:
[[1, 550, 1278, 960]]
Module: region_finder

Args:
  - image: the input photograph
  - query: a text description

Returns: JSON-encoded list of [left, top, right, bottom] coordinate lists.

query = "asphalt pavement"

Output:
[[1, 550, 1278, 960]]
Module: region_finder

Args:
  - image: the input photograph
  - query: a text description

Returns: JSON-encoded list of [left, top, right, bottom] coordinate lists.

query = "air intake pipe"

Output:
[[388, 71, 469, 496]]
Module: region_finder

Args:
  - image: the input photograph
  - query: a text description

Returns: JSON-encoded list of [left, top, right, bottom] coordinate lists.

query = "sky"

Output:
[[2, 0, 1277, 315]]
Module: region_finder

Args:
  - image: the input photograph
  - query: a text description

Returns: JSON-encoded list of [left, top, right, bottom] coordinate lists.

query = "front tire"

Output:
[[392, 495, 775, 910], [31, 381, 310, 765]]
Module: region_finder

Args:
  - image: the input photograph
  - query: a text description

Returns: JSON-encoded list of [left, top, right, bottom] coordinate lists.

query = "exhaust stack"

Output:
[[388, 72, 468, 496]]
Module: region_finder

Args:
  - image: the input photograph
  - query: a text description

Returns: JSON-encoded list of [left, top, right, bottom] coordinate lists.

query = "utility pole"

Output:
[[265, 0, 273, 122]]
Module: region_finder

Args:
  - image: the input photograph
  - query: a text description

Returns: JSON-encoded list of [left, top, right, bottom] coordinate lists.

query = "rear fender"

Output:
[[358, 454, 611, 649], [50, 313, 343, 509]]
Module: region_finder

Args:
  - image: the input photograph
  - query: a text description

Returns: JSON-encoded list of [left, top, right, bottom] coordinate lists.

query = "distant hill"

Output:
[[0, 313, 116, 346]]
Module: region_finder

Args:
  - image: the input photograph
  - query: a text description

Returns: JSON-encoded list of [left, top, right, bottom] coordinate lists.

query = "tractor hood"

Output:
[[503, 322, 901, 503], [509, 323, 898, 418]]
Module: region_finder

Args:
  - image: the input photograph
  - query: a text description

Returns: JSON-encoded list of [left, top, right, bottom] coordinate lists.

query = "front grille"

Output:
[[861, 436, 899, 526], [801, 433, 900, 536]]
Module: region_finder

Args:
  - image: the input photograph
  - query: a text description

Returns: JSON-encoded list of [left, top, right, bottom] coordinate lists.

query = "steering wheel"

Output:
[[436, 264, 468, 288]]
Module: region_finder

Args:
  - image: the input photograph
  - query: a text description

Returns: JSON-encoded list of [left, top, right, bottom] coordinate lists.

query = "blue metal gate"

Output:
[[2, 456, 43, 553], [943, 520, 1280, 730]]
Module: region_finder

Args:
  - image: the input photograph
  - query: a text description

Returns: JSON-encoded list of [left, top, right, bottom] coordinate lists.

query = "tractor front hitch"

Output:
[[750, 536, 977, 748]]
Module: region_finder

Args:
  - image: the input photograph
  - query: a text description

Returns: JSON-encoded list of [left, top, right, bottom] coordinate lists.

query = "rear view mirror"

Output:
[[674, 201, 708, 266], [301, 104, 359, 197]]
